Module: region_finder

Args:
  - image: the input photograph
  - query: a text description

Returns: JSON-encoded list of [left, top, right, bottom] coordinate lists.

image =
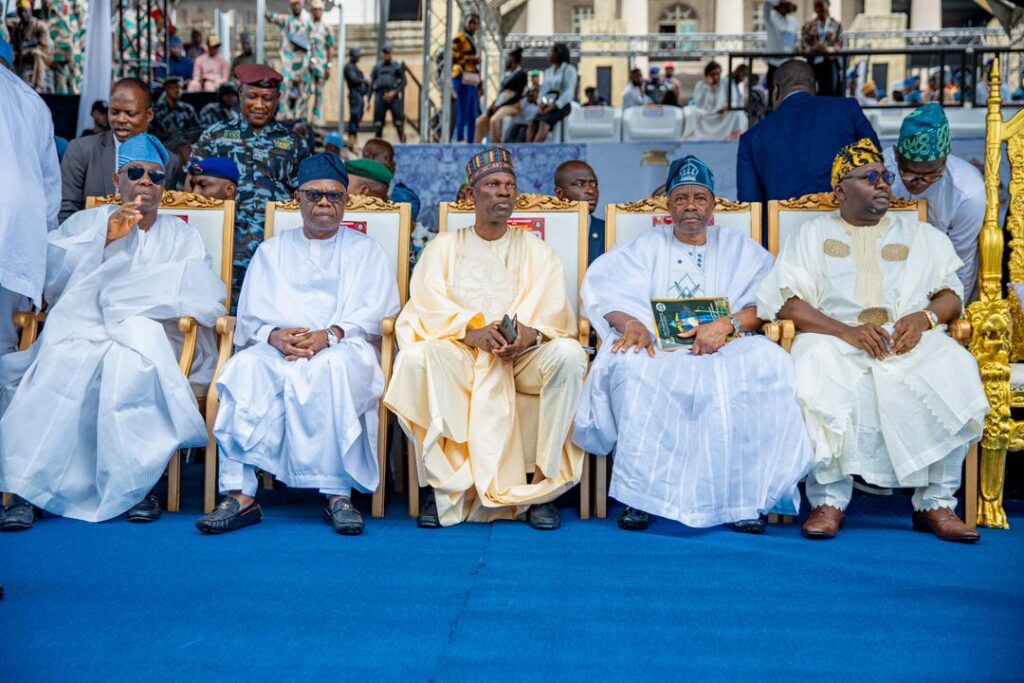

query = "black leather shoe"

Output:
[[125, 493, 162, 523], [1, 494, 39, 531], [417, 488, 440, 529], [618, 506, 651, 531], [729, 516, 767, 535], [324, 496, 364, 535], [527, 502, 560, 530], [195, 496, 263, 534]]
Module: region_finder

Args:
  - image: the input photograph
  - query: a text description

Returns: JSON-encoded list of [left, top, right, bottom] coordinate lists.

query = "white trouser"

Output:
[[218, 457, 352, 498], [0, 286, 27, 355], [805, 443, 969, 513]]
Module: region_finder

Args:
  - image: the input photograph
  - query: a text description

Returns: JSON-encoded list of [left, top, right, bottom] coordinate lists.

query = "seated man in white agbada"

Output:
[[573, 155, 812, 534], [196, 153, 399, 536], [0, 133, 226, 529], [757, 139, 989, 543]]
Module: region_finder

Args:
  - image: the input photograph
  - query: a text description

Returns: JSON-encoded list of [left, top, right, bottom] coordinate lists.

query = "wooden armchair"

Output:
[[431, 194, 593, 519]]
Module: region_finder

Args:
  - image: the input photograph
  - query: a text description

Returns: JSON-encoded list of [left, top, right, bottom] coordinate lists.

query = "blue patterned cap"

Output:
[[298, 152, 349, 188], [117, 133, 170, 171], [666, 155, 715, 196], [897, 102, 951, 162]]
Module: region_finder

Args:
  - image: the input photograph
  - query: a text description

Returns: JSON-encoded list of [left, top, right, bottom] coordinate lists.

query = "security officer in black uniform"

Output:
[[370, 44, 406, 142]]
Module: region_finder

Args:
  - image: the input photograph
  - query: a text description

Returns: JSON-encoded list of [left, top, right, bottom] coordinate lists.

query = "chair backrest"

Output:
[[604, 196, 763, 252], [437, 194, 589, 313], [766, 192, 927, 256], [264, 195, 412, 303], [87, 191, 236, 310], [622, 105, 685, 141], [564, 103, 622, 142]]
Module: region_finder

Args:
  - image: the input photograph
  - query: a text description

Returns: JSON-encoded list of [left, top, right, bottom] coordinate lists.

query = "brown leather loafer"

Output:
[[801, 505, 844, 540], [912, 508, 980, 543]]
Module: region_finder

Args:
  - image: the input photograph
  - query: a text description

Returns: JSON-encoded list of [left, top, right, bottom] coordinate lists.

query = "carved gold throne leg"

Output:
[[978, 445, 1009, 529]]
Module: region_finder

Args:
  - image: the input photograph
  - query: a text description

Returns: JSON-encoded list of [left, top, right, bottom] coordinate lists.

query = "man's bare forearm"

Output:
[[778, 297, 849, 337]]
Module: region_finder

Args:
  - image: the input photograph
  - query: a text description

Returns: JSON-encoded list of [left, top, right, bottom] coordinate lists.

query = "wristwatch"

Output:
[[725, 314, 742, 335], [922, 310, 939, 329], [326, 327, 341, 347]]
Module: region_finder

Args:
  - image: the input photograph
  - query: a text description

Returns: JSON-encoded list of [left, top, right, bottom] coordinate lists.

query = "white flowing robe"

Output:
[[214, 227, 400, 494], [574, 226, 813, 526], [0, 66, 61, 352], [0, 206, 226, 521], [684, 79, 748, 142], [756, 213, 989, 488]]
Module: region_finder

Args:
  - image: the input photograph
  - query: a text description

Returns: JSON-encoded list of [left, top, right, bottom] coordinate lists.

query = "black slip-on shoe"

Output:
[[618, 506, 651, 531], [417, 488, 440, 529], [125, 493, 162, 523], [324, 496, 364, 535], [729, 516, 767, 535], [195, 496, 263, 534], [1, 494, 39, 531], [527, 502, 560, 530]]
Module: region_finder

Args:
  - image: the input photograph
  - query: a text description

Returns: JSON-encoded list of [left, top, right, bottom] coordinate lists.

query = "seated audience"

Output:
[[685, 61, 747, 141], [167, 36, 194, 86], [198, 83, 240, 129], [757, 139, 989, 543], [384, 148, 587, 529], [621, 68, 651, 109], [475, 47, 527, 144], [196, 154, 399, 535], [574, 156, 812, 533], [0, 134, 226, 529], [362, 138, 421, 222], [527, 43, 577, 143], [553, 160, 604, 265], [81, 99, 110, 136], [883, 103, 984, 302], [153, 76, 200, 141], [583, 86, 608, 106], [186, 157, 240, 200], [189, 34, 230, 93]]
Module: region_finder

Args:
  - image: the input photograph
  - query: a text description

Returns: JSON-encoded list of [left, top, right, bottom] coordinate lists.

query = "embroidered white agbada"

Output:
[[213, 227, 400, 494], [756, 213, 989, 489], [574, 226, 812, 526], [0, 206, 226, 521], [0, 66, 61, 352]]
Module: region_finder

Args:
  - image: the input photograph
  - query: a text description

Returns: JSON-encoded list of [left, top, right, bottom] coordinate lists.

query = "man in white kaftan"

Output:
[[757, 138, 989, 543], [0, 61, 61, 354], [197, 153, 399, 536], [0, 134, 226, 528], [574, 155, 812, 533]]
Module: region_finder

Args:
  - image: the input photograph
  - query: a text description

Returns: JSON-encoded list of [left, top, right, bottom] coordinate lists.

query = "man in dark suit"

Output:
[[59, 78, 180, 222], [737, 59, 879, 205], [554, 160, 605, 265]]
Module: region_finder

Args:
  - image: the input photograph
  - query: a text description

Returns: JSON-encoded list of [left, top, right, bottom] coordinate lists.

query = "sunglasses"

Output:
[[301, 190, 345, 204], [124, 166, 166, 184], [846, 169, 894, 187]]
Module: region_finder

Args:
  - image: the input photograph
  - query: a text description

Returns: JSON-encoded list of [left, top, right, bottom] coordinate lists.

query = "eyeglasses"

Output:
[[124, 166, 166, 184], [899, 167, 945, 183], [301, 190, 345, 204], [845, 169, 894, 187]]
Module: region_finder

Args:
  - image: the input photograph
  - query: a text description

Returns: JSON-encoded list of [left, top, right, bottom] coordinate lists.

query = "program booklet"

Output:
[[650, 298, 732, 352]]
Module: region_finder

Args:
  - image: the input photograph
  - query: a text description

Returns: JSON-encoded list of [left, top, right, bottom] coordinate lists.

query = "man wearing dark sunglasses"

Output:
[[758, 138, 988, 544], [197, 153, 399, 536], [883, 102, 984, 302], [0, 133, 226, 531]]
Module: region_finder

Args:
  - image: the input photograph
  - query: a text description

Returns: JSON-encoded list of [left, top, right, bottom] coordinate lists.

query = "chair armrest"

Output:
[[579, 318, 591, 347], [382, 316, 395, 336], [950, 318, 971, 344], [762, 320, 796, 352], [177, 316, 199, 377], [762, 321, 781, 343]]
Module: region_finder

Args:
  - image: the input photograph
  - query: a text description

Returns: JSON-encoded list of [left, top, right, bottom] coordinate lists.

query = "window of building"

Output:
[[657, 4, 698, 52], [752, 3, 765, 32], [572, 4, 595, 34]]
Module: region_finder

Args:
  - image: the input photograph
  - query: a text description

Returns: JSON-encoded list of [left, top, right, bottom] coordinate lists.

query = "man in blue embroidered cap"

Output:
[[883, 102, 984, 301], [0, 132, 227, 531], [574, 154, 812, 535], [186, 157, 240, 200], [198, 152, 399, 536]]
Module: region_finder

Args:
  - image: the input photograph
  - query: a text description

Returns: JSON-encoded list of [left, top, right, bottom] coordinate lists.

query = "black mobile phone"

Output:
[[498, 313, 518, 344]]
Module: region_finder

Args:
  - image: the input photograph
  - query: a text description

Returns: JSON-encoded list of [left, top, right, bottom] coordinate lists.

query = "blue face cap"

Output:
[[297, 152, 349, 189], [117, 133, 170, 172], [666, 155, 715, 196]]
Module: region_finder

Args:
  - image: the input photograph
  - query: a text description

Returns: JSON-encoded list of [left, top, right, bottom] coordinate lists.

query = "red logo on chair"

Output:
[[508, 217, 545, 240], [341, 220, 367, 234], [173, 214, 190, 224]]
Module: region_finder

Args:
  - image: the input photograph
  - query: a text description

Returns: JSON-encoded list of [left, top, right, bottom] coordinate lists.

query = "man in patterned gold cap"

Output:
[[384, 147, 587, 530], [757, 138, 989, 543]]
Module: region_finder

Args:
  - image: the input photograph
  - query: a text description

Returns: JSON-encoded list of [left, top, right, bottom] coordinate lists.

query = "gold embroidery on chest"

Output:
[[857, 307, 891, 325], [823, 239, 851, 258], [881, 243, 910, 261]]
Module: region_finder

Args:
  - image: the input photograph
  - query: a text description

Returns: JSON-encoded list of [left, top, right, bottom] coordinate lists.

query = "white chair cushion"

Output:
[[622, 105, 684, 141]]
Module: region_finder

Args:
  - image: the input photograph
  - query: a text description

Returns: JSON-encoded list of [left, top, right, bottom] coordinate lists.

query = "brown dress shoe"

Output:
[[912, 508, 980, 543], [801, 505, 844, 540]]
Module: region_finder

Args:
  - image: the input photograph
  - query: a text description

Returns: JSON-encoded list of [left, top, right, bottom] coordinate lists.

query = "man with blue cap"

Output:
[[884, 102, 984, 301], [186, 157, 240, 200], [574, 155, 812, 535], [198, 153, 399, 536], [0, 132, 227, 530]]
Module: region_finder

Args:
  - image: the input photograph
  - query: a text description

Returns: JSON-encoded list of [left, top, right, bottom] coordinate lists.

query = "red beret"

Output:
[[236, 64, 283, 88]]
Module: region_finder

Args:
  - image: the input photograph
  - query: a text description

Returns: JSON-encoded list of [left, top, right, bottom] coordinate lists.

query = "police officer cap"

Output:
[[382, 44, 393, 52], [187, 157, 241, 184], [236, 64, 284, 89], [349, 46, 362, 57], [163, 76, 183, 87]]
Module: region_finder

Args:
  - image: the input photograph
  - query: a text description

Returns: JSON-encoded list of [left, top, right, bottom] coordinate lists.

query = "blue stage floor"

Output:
[[1, 463, 1022, 681]]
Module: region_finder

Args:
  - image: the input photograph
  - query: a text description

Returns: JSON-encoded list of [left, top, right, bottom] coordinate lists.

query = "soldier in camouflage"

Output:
[[307, 0, 335, 124], [153, 76, 200, 141], [199, 83, 240, 129], [189, 64, 310, 309], [49, 0, 86, 94], [266, 0, 313, 121]]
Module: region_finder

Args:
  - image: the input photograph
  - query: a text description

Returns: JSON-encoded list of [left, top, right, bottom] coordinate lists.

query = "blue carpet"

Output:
[[1, 463, 1022, 681]]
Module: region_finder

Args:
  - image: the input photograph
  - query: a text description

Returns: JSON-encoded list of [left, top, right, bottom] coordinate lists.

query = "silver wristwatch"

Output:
[[326, 327, 341, 347], [726, 314, 742, 335]]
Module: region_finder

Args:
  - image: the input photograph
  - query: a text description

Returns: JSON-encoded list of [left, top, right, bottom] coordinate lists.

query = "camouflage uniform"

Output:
[[266, 10, 313, 120], [198, 102, 240, 129], [112, 2, 162, 79], [153, 93, 200, 141], [49, 0, 86, 94], [190, 118, 310, 307], [308, 17, 335, 124]]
